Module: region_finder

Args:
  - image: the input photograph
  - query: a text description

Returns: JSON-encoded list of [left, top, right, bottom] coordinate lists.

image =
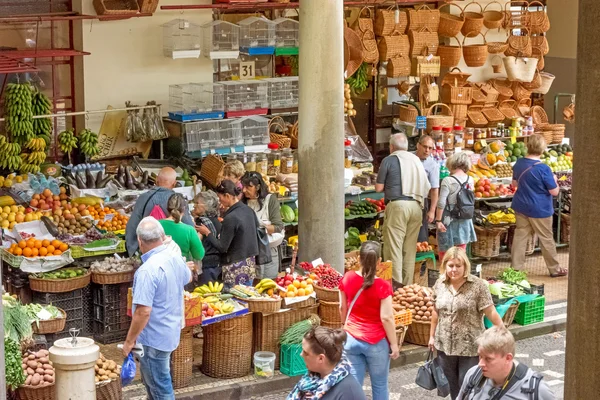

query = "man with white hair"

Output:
[[122, 216, 191, 399], [376, 133, 431, 286]]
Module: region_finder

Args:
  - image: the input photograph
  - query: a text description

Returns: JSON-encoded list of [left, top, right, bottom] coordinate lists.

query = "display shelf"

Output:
[[0, 55, 39, 74], [161, 0, 442, 11], [476, 195, 514, 202], [0, 49, 90, 58]]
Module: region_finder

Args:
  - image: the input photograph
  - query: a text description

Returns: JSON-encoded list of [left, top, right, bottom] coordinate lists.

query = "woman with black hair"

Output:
[[338, 241, 399, 400], [241, 172, 284, 279], [197, 180, 259, 288]]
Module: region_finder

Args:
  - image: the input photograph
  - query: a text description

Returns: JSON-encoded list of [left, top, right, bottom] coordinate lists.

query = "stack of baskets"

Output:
[[315, 284, 342, 328], [441, 68, 472, 126]]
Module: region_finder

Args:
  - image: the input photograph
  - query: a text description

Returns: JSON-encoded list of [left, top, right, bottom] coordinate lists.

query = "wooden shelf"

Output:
[[161, 0, 442, 11]]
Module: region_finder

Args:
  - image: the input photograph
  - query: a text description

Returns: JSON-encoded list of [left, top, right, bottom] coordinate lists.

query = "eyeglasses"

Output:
[[419, 143, 435, 150]]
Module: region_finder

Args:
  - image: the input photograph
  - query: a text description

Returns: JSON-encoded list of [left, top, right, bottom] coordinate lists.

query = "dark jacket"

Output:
[[195, 216, 222, 267], [321, 375, 366, 400], [204, 202, 259, 265]]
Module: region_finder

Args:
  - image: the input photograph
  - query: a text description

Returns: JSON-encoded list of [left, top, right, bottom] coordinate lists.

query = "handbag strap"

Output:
[[346, 286, 364, 321], [141, 188, 162, 216], [517, 162, 541, 185]]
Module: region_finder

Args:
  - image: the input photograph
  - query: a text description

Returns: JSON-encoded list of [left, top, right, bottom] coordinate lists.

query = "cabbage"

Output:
[[518, 279, 531, 289], [489, 282, 504, 297]]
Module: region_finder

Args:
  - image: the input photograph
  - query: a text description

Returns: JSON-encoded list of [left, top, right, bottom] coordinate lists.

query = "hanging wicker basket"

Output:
[[483, 1, 504, 29], [528, 0, 550, 34], [438, 2, 464, 37], [426, 103, 454, 132], [491, 55, 503, 74], [506, 27, 532, 57], [375, 6, 408, 36], [504, 56, 537, 83], [512, 82, 533, 102], [407, 4, 440, 32], [438, 36, 462, 68], [533, 72, 555, 94], [462, 32, 488, 67], [517, 98, 532, 117], [461, 2, 484, 38], [472, 226, 506, 258], [531, 34, 550, 56], [487, 29, 509, 54], [531, 105, 549, 125], [387, 55, 411, 78], [522, 69, 542, 90], [399, 101, 420, 123], [441, 68, 472, 105], [378, 31, 410, 62], [409, 27, 439, 58]]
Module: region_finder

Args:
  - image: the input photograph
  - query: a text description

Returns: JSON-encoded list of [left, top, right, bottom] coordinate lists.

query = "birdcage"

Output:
[[264, 77, 299, 110], [202, 20, 240, 60], [221, 80, 270, 117], [229, 116, 270, 147], [183, 119, 231, 155], [273, 18, 299, 56], [162, 19, 202, 59], [168, 83, 225, 121], [238, 16, 276, 55]]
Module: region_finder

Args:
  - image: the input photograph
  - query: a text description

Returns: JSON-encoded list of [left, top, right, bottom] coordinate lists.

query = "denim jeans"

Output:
[[139, 345, 175, 400], [344, 334, 390, 400]]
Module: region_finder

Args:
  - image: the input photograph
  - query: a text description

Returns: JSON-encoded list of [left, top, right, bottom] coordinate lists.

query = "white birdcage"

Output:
[[273, 18, 299, 54], [202, 20, 240, 60], [162, 19, 202, 59], [238, 16, 276, 55], [184, 119, 232, 154], [168, 83, 225, 121], [221, 80, 269, 113], [264, 77, 299, 109], [229, 116, 270, 147]]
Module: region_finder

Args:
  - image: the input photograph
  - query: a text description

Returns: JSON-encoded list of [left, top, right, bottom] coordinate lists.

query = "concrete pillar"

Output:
[[298, 0, 345, 272], [565, 1, 600, 398]]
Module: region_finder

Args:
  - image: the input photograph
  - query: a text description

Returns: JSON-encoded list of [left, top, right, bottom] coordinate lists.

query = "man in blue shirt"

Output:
[[415, 135, 440, 242], [123, 216, 192, 399]]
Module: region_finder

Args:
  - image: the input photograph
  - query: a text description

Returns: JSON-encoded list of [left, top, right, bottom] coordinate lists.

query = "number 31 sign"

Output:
[[240, 61, 256, 79]]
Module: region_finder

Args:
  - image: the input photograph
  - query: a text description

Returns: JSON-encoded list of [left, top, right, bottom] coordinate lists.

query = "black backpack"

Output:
[[447, 176, 475, 220]]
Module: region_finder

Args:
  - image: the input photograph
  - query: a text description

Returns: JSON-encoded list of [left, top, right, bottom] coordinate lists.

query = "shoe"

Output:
[[550, 268, 568, 278]]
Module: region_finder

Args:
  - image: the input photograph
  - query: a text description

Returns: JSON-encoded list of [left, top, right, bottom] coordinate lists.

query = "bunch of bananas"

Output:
[[194, 281, 223, 294], [19, 163, 40, 174], [345, 62, 369, 95], [204, 299, 236, 314], [485, 209, 516, 225], [255, 278, 276, 294], [26, 151, 46, 165], [78, 128, 99, 158], [26, 137, 47, 152], [58, 129, 77, 154], [0, 137, 23, 171], [5, 83, 34, 142], [31, 90, 53, 137]]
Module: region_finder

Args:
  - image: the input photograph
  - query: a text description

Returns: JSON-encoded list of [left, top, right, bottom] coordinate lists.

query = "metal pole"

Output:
[[0, 104, 160, 123], [0, 256, 6, 400]]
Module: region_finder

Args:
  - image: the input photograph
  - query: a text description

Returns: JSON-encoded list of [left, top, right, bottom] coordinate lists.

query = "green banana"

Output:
[[78, 128, 99, 158]]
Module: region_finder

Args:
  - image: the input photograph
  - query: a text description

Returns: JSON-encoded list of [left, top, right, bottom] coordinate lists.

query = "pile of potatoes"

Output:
[[392, 284, 434, 322], [95, 353, 121, 383], [21, 349, 54, 387]]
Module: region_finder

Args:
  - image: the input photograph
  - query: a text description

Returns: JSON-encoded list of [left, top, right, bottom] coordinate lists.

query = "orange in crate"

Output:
[[394, 309, 413, 327]]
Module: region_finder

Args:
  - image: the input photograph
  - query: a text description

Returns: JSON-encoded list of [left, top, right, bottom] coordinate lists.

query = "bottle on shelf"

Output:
[[266, 143, 281, 176], [453, 125, 464, 152], [344, 139, 353, 168]]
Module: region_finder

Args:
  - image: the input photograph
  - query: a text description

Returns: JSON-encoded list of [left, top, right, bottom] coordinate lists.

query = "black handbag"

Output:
[[415, 350, 437, 390], [432, 356, 450, 397], [254, 214, 272, 265]]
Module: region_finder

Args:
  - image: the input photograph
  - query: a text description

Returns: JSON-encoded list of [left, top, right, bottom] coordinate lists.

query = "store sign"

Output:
[[240, 61, 256, 79], [416, 116, 427, 130]]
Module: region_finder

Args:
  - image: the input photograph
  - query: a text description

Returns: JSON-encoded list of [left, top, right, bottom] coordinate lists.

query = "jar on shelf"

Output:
[[453, 125, 464, 151], [292, 151, 298, 173], [281, 148, 294, 174], [257, 153, 268, 176], [344, 139, 353, 168], [266, 143, 281, 176], [245, 153, 257, 172], [443, 127, 454, 151], [227, 153, 238, 162], [464, 128, 474, 149], [430, 126, 444, 149]]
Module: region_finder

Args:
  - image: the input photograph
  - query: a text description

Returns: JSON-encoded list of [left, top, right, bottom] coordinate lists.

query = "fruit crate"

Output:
[[92, 326, 129, 345], [92, 282, 129, 307], [280, 344, 307, 377], [394, 309, 413, 327], [514, 296, 545, 326], [168, 83, 225, 122], [92, 282, 131, 336], [70, 240, 126, 259], [33, 289, 84, 314]]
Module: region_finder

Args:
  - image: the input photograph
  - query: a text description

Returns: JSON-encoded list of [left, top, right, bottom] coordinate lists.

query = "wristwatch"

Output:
[[435, 220, 442, 223]]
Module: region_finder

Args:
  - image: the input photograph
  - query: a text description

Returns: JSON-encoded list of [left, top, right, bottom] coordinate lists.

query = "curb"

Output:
[[165, 316, 567, 399]]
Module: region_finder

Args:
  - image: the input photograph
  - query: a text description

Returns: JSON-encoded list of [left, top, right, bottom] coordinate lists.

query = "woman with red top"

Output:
[[339, 241, 399, 400]]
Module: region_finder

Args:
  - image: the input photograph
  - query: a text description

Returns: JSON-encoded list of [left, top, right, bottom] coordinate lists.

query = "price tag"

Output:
[[476, 264, 482, 273], [562, 138, 570, 145], [210, 148, 216, 154], [510, 137, 517, 144], [479, 139, 487, 147], [240, 61, 256, 79], [312, 258, 324, 267], [416, 116, 427, 129]]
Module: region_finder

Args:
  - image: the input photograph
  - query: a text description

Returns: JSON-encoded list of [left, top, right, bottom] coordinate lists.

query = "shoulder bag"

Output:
[[254, 213, 272, 266]]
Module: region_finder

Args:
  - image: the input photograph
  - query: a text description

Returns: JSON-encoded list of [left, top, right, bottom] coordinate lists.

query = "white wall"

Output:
[[76, 0, 213, 131]]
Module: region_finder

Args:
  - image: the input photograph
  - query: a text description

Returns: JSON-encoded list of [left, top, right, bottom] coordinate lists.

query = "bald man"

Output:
[[126, 167, 194, 256]]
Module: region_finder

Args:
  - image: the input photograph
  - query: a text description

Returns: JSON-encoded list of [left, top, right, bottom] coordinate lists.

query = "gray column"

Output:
[[298, 0, 345, 272], [565, 1, 599, 398]]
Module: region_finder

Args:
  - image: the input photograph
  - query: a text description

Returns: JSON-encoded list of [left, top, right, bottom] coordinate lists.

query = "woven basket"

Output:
[[409, 27, 439, 58], [344, 26, 364, 78], [314, 284, 340, 302], [441, 83, 472, 105], [245, 297, 282, 313], [270, 132, 292, 149], [411, 47, 440, 77], [438, 36, 462, 68], [32, 308, 66, 334], [487, 34, 509, 55], [405, 320, 430, 346], [449, 104, 468, 123], [202, 313, 253, 379], [172, 327, 193, 389], [426, 103, 454, 132], [506, 27, 532, 57], [531, 34, 549, 56], [438, 2, 464, 37], [560, 213, 571, 243], [375, 6, 408, 36], [492, 79, 513, 101], [482, 105, 505, 124], [461, 2, 484, 37], [17, 383, 56, 400], [512, 82, 532, 102], [92, 270, 135, 285], [503, 301, 519, 326], [483, 0, 504, 29], [138, 0, 158, 13], [531, 105, 549, 125], [504, 57, 537, 83], [396, 325, 407, 348], [378, 31, 410, 62], [29, 270, 91, 293], [533, 48, 545, 71], [281, 296, 316, 309], [96, 378, 122, 400], [407, 4, 440, 32], [93, 0, 139, 15], [318, 300, 341, 325], [399, 102, 419, 123], [551, 126, 566, 144], [529, 0, 550, 34], [533, 72, 555, 95], [200, 154, 224, 188], [361, 30, 379, 64], [463, 32, 488, 67], [321, 320, 343, 329], [387, 55, 411, 78], [467, 106, 488, 128], [522, 69, 542, 90], [504, 1, 530, 29], [478, 82, 499, 104], [472, 226, 506, 258], [288, 121, 298, 149], [499, 100, 520, 123], [353, 7, 374, 35], [517, 98, 532, 117], [470, 86, 488, 106]]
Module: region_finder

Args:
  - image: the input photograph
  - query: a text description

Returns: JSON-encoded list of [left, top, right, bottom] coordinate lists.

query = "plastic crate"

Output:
[[33, 290, 84, 314], [92, 283, 129, 308], [514, 296, 545, 326], [70, 240, 126, 259], [394, 309, 413, 327], [82, 284, 93, 336], [280, 344, 307, 377], [93, 327, 129, 345]]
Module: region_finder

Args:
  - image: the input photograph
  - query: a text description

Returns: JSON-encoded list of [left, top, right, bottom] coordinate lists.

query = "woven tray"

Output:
[[405, 320, 430, 346], [172, 327, 193, 389], [313, 284, 339, 302], [29, 270, 91, 293], [32, 308, 66, 335], [244, 297, 281, 313], [202, 313, 253, 379], [92, 269, 135, 285], [93, 0, 139, 15], [318, 300, 341, 325], [96, 378, 123, 400], [17, 383, 56, 400], [531, 105, 549, 125]]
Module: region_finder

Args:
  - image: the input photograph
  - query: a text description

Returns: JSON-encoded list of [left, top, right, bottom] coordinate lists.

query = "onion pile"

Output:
[[392, 284, 434, 322], [344, 84, 357, 117]]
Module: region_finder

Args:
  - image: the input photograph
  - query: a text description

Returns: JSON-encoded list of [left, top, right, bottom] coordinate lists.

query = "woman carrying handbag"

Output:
[[339, 241, 399, 400]]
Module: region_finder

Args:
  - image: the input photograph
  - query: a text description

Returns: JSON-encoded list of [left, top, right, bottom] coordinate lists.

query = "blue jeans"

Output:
[[139, 345, 175, 400], [344, 334, 390, 400]]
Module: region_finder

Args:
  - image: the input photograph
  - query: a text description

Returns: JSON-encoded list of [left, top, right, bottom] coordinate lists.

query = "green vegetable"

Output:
[[280, 314, 321, 345], [346, 63, 369, 95], [498, 268, 528, 285], [3, 300, 33, 343], [4, 337, 25, 390], [344, 227, 362, 252]]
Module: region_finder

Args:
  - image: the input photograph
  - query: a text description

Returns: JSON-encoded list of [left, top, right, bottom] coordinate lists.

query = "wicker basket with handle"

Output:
[[504, 56, 537, 83], [512, 82, 533, 102], [522, 69, 542, 90], [244, 297, 282, 313], [353, 7, 375, 35], [288, 121, 299, 149], [96, 378, 123, 400], [407, 4, 440, 32], [29, 270, 91, 293], [399, 101, 420, 123], [506, 27, 532, 57], [411, 47, 440, 77], [532, 47, 545, 71], [387, 55, 411, 78], [472, 226, 506, 258], [449, 104, 468, 124], [462, 32, 488, 67], [93, 0, 139, 15], [378, 31, 409, 62], [92, 269, 135, 285], [32, 308, 66, 334], [172, 327, 193, 389], [314, 283, 340, 302], [409, 27, 439, 58], [438, 36, 462, 68], [517, 98, 532, 117], [528, 0, 550, 34], [491, 55, 503, 74], [138, 0, 159, 13], [487, 30, 509, 54], [483, 0, 504, 29], [426, 103, 454, 133], [438, 2, 464, 37], [533, 72, 555, 95], [405, 320, 430, 346], [461, 2, 484, 37], [441, 68, 472, 105], [361, 30, 379, 64], [467, 106, 488, 128], [531, 34, 549, 56], [504, 1, 530, 30], [375, 6, 408, 36], [270, 132, 292, 149], [200, 154, 225, 188], [503, 301, 520, 326], [17, 383, 56, 400]]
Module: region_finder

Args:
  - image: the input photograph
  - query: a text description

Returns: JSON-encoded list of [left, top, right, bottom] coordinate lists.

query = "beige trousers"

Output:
[[383, 200, 423, 285], [511, 213, 560, 275]]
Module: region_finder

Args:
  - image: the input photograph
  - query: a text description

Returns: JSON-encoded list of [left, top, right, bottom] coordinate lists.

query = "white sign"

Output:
[[240, 61, 256, 79]]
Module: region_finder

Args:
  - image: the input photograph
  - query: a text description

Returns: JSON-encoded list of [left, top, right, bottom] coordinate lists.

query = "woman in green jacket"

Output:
[[159, 193, 205, 265]]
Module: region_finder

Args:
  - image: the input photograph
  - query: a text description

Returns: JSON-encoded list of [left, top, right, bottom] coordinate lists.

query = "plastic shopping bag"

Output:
[[121, 353, 137, 386]]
